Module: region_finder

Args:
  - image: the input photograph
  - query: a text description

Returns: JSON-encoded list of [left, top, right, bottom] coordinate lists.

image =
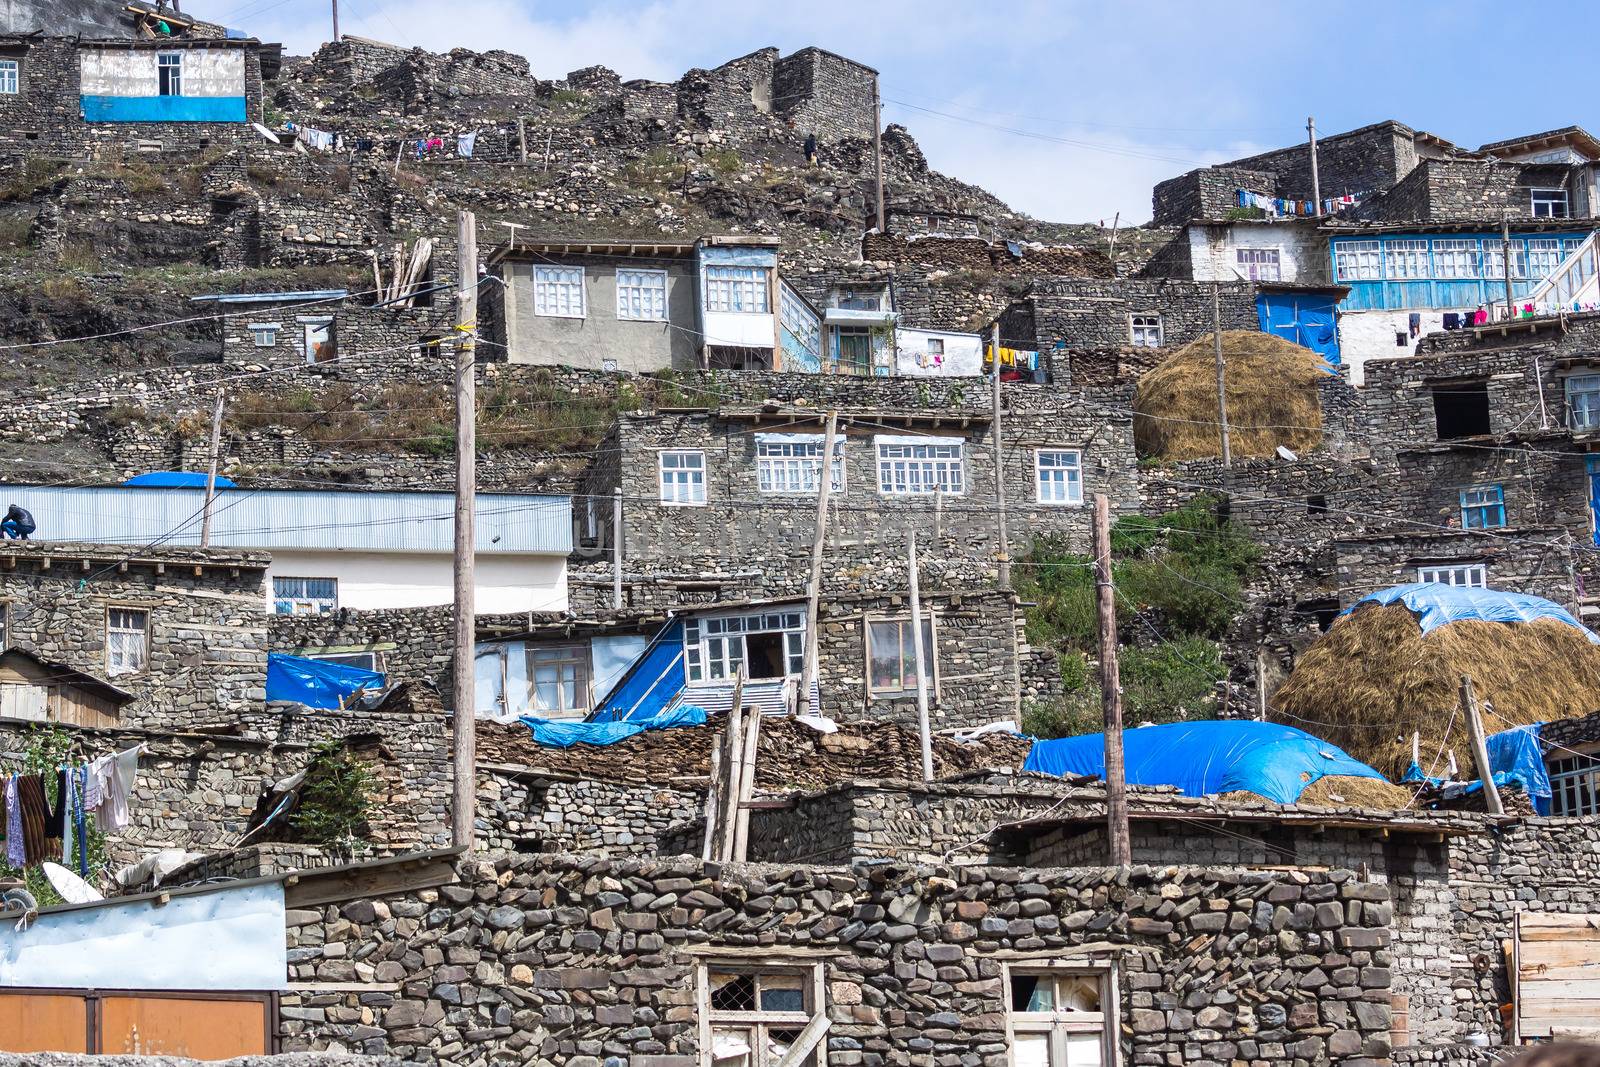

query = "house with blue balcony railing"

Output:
[[1324, 223, 1599, 383]]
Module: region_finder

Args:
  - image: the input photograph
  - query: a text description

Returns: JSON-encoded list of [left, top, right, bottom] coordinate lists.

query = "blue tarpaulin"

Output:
[[1404, 722, 1553, 814], [123, 471, 238, 488], [1344, 583, 1599, 642], [521, 704, 707, 748], [592, 620, 687, 723], [1256, 291, 1341, 366], [1024, 720, 1388, 804], [266, 653, 385, 709]]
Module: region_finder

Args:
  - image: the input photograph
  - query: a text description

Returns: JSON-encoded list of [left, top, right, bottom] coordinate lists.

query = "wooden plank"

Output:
[[1519, 914, 1600, 931], [1517, 927, 1600, 942], [285, 856, 456, 908], [1521, 944, 1600, 969], [1512, 980, 1600, 999], [1521, 962, 1600, 981]]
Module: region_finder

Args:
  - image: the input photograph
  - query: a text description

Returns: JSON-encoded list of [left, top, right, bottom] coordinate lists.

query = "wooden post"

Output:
[[1502, 216, 1517, 321], [393, 138, 404, 176], [907, 532, 934, 784], [450, 209, 478, 850], [612, 487, 623, 610], [796, 412, 839, 718], [1212, 282, 1232, 467], [199, 390, 224, 547], [1093, 493, 1131, 865], [871, 76, 885, 233], [1460, 674, 1504, 815], [1106, 211, 1120, 265], [933, 482, 943, 542], [990, 322, 1011, 587], [731, 668, 760, 862], [1307, 116, 1320, 214], [1254, 646, 1268, 721], [700, 741, 722, 862], [517, 118, 527, 164], [543, 130, 553, 172], [718, 700, 744, 862]]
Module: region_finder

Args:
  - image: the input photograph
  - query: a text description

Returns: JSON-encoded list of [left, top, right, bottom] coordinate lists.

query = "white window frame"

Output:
[[157, 51, 182, 97], [704, 265, 770, 314], [1235, 247, 1281, 282], [865, 615, 938, 698], [875, 435, 965, 496], [106, 607, 149, 677], [299, 315, 334, 364], [1334, 239, 1382, 281], [1527, 238, 1564, 279], [0, 59, 18, 95], [1568, 373, 1600, 431], [273, 576, 337, 615], [1385, 239, 1430, 280], [697, 961, 826, 1067], [308, 650, 380, 672], [1548, 744, 1600, 817], [755, 435, 844, 495], [1004, 962, 1118, 1067], [616, 268, 668, 322], [248, 322, 280, 347], [1432, 239, 1480, 279], [532, 265, 586, 319], [658, 449, 707, 506], [779, 285, 821, 354], [684, 609, 806, 684], [1417, 563, 1487, 588], [1035, 448, 1084, 506], [1482, 243, 1528, 280], [1531, 188, 1570, 219], [1128, 314, 1163, 348]]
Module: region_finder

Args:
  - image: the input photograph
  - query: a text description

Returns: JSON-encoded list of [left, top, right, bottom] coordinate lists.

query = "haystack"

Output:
[[1272, 603, 1600, 778], [1133, 330, 1330, 461]]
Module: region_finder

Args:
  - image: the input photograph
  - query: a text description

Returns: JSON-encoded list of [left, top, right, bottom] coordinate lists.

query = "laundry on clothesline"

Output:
[[0, 743, 144, 876]]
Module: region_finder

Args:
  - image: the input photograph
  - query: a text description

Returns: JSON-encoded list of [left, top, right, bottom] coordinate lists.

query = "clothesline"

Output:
[[1, 743, 144, 878], [282, 120, 489, 159], [1234, 188, 1366, 218]]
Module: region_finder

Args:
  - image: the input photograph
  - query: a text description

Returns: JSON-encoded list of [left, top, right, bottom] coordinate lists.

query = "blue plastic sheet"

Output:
[[266, 653, 385, 709], [521, 704, 707, 748], [123, 471, 238, 488], [592, 621, 686, 723], [1024, 720, 1388, 804], [1344, 583, 1599, 643], [1403, 722, 1552, 814]]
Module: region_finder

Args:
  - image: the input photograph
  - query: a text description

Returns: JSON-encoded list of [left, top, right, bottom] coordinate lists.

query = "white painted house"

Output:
[[0, 485, 572, 614]]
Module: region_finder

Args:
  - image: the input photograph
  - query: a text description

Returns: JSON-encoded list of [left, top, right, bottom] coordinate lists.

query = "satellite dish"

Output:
[[42, 862, 103, 904], [251, 122, 281, 144]]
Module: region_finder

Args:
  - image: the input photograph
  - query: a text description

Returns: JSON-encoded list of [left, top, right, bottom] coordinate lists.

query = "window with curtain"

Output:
[[1334, 240, 1381, 281], [704, 265, 770, 313], [615, 269, 668, 321], [1432, 239, 1480, 279], [866, 617, 935, 695], [755, 437, 844, 494], [1567, 374, 1600, 430], [1385, 239, 1430, 280], [107, 608, 149, 677], [876, 439, 964, 495], [1008, 969, 1111, 1067], [532, 266, 585, 317]]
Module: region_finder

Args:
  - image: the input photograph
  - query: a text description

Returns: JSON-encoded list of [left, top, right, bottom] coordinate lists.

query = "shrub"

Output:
[[289, 740, 374, 851]]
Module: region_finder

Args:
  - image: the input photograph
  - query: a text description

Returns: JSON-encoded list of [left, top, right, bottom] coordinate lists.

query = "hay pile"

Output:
[[1272, 603, 1600, 778], [1133, 330, 1331, 461], [1218, 774, 1416, 809]]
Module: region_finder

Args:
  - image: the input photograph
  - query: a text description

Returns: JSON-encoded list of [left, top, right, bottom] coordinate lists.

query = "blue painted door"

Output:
[[1588, 457, 1600, 547], [1256, 292, 1341, 366]]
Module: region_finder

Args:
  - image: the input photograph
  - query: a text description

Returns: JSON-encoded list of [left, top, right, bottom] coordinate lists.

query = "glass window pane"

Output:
[[1013, 1033, 1051, 1067], [759, 973, 805, 1012], [1065, 1031, 1103, 1067]]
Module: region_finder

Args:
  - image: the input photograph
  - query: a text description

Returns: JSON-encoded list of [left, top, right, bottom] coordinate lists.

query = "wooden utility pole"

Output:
[[718, 698, 744, 862], [1460, 675, 1504, 815], [1501, 216, 1517, 321], [796, 412, 839, 718], [1307, 116, 1320, 214], [1212, 282, 1232, 467], [907, 532, 934, 784], [1106, 211, 1120, 266], [731, 678, 761, 862], [450, 209, 478, 850], [612, 487, 623, 610], [199, 390, 224, 547], [990, 322, 1011, 587], [871, 76, 886, 233], [517, 118, 527, 164], [1093, 493, 1131, 865], [331, 0, 340, 42]]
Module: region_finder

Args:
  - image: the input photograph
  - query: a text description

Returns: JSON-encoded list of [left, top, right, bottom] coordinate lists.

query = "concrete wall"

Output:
[[80, 46, 245, 98], [893, 327, 983, 376], [265, 549, 567, 614], [498, 254, 699, 372]]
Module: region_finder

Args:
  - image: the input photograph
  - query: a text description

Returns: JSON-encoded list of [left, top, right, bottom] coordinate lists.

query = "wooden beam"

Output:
[[285, 855, 457, 909]]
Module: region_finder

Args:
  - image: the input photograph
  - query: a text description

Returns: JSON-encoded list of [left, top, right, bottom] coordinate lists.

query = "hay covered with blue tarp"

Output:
[[1024, 720, 1389, 804], [1273, 584, 1600, 778]]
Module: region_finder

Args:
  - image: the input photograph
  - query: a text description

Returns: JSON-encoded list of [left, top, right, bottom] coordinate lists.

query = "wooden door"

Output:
[[0, 992, 89, 1053], [1516, 912, 1600, 1038], [99, 995, 269, 1059]]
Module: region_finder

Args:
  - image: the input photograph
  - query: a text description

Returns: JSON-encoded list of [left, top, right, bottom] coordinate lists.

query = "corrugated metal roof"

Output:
[[0, 486, 571, 554]]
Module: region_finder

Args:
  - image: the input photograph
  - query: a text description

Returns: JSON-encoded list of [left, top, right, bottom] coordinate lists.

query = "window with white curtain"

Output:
[[615, 269, 668, 321], [107, 608, 148, 677], [1568, 373, 1600, 431], [1527, 238, 1564, 279], [704, 265, 770, 313], [1334, 240, 1382, 281], [1007, 968, 1112, 1067], [1483, 243, 1528, 279], [1128, 314, 1163, 348], [876, 437, 964, 495], [755, 435, 844, 494], [1235, 247, 1281, 281], [1432, 239, 1480, 279], [532, 266, 585, 317], [1385, 239, 1430, 280], [0, 60, 18, 95]]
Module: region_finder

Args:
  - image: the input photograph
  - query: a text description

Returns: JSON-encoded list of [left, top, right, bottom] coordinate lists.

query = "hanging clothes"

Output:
[[1409, 312, 1422, 338], [43, 768, 66, 843], [73, 766, 89, 875], [16, 774, 49, 865], [60, 767, 75, 869], [3, 776, 21, 869], [457, 131, 477, 158], [96, 746, 140, 832]]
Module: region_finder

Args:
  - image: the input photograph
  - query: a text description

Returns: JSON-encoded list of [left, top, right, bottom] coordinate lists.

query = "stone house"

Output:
[[996, 277, 1259, 362], [0, 540, 267, 731]]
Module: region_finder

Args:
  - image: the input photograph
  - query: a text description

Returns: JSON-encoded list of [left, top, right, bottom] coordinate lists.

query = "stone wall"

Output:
[[1022, 278, 1258, 350], [278, 851, 1394, 1066], [1150, 166, 1276, 225], [1353, 158, 1589, 222], [771, 47, 877, 147], [1335, 529, 1575, 605], [0, 542, 268, 731], [476, 770, 699, 857]]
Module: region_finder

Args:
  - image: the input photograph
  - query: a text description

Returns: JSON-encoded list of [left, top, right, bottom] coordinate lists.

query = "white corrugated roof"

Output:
[[0, 486, 571, 555]]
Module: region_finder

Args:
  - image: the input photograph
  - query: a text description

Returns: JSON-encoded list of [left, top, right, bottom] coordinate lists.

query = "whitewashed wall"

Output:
[[79, 47, 244, 97], [894, 328, 984, 377], [266, 550, 567, 613]]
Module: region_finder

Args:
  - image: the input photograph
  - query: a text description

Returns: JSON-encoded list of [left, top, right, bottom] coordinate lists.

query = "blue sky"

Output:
[[213, 0, 1600, 223]]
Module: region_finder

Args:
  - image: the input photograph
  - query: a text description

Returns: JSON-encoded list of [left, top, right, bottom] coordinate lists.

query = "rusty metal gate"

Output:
[[0, 989, 274, 1058]]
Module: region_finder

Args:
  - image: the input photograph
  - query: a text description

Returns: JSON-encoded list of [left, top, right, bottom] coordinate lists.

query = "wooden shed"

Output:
[[0, 648, 135, 727]]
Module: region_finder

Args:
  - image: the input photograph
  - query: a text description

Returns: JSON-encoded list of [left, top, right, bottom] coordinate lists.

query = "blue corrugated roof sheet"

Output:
[[0, 485, 571, 554]]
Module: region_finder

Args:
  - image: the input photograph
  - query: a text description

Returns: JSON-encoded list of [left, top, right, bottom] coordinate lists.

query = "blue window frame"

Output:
[[1460, 485, 1506, 530]]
